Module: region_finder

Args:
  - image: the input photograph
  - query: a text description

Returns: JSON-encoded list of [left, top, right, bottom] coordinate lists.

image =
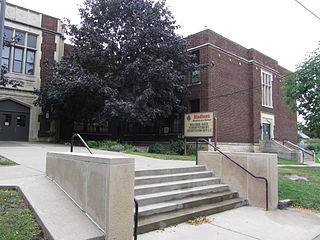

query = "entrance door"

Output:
[[0, 100, 30, 141], [262, 123, 271, 140]]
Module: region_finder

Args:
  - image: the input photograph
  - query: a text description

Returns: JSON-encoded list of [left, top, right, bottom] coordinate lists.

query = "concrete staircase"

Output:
[[135, 165, 247, 234]]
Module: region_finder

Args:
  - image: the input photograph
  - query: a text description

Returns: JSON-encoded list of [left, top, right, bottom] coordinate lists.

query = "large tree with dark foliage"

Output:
[[283, 43, 320, 138], [35, 0, 193, 126]]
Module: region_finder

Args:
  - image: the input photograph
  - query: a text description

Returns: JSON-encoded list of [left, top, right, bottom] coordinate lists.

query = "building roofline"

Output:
[[187, 28, 289, 73]]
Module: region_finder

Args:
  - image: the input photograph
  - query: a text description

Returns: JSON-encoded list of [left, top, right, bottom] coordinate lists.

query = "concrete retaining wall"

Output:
[[46, 152, 135, 240], [198, 151, 278, 210]]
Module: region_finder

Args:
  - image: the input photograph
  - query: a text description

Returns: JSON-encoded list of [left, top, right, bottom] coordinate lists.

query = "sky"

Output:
[[7, 0, 320, 71]]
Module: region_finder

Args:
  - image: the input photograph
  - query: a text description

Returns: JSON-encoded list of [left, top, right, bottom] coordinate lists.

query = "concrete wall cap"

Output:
[[47, 152, 134, 165]]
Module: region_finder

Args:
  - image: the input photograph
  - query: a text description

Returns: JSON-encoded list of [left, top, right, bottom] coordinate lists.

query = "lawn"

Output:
[[278, 167, 320, 211], [315, 152, 320, 163], [127, 152, 196, 161], [0, 189, 44, 239], [277, 158, 305, 165], [0, 156, 17, 166]]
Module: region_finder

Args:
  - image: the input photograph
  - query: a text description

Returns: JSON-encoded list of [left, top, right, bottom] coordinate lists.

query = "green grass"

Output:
[[0, 156, 17, 166], [277, 158, 305, 165], [127, 151, 196, 161], [0, 189, 43, 240], [315, 153, 320, 163], [278, 167, 320, 210]]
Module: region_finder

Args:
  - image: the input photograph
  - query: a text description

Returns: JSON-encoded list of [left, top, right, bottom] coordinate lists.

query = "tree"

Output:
[[283, 43, 320, 137], [35, 0, 193, 127]]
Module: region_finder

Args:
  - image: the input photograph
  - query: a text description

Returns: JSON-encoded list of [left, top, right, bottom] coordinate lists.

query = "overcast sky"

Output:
[[7, 0, 320, 71]]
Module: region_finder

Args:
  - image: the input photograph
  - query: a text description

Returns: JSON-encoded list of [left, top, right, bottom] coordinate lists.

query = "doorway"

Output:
[[0, 100, 30, 141]]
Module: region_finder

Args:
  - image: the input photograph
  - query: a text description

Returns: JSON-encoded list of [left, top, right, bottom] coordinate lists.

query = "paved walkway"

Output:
[[0, 142, 320, 240]]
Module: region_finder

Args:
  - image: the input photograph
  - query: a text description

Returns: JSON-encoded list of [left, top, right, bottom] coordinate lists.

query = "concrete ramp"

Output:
[[0, 175, 104, 240]]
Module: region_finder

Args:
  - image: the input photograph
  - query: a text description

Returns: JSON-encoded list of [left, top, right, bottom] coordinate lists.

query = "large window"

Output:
[[190, 99, 200, 113], [2, 28, 37, 75], [261, 70, 273, 108]]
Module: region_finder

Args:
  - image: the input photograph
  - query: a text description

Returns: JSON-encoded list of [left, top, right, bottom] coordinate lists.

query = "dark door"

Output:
[[0, 100, 30, 141], [262, 123, 271, 140]]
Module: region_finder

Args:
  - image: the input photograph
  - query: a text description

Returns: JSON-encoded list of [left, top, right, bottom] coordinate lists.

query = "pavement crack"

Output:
[[209, 222, 261, 240]]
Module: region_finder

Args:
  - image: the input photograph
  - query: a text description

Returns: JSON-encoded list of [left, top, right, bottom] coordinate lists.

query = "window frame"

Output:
[[261, 70, 273, 108], [2, 27, 37, 76]]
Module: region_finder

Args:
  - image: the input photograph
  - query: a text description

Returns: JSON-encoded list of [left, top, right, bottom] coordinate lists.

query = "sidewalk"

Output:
[[1, 142, 320, 240]]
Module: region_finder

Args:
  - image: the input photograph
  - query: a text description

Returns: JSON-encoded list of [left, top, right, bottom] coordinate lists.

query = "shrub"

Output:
[[87, 140, 99, 148], [170, 140, 184, 155], [306, 143, 320, 152], [123, 144, 137, 152], [148, 143, 167, 154], [186, 144, 197, 155], [109, 144, 125, 152]]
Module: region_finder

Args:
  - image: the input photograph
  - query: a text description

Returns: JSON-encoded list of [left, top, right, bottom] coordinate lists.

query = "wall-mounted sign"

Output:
[[184, 112, 214, 137]]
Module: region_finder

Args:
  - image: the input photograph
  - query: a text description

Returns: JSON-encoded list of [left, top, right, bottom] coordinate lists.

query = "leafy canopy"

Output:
[[283, 43, 320, 137], [35, 0, 193, 124]]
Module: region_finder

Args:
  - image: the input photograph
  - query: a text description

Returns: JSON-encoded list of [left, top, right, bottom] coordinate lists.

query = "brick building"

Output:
[[186, 29, 297, 151], [60, 29, 297, 151], [0, 3, 64, 141]]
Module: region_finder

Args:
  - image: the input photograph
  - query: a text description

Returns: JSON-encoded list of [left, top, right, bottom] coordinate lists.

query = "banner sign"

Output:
[[184, 112, 214, 137]]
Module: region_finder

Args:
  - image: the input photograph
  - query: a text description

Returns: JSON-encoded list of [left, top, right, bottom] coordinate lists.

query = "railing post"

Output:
[[71, 134, 74, 152], [134, 198, 138, 240], [196, 141, 199, 165]]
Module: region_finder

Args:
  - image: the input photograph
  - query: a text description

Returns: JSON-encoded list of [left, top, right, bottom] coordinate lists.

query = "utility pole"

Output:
[[0, 0, 6, 79]]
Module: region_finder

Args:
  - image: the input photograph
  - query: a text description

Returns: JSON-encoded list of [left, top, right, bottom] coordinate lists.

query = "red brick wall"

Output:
[[187, 29, 297, 143], [40, 15, 58, 86]]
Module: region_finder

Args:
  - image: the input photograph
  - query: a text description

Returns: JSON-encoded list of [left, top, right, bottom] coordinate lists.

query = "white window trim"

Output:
[[261, 69, 273, 108]]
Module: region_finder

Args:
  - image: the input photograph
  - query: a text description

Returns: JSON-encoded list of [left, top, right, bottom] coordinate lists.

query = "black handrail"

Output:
[[134, 198, 139, 240], [70, 133, 93, 154], [196, 138, 269, 211]]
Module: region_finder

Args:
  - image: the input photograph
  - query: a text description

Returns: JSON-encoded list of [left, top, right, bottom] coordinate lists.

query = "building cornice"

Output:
[[187, 43, 280, 75]]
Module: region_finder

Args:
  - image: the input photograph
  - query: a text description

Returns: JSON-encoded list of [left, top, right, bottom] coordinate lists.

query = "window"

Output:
[[1, 28, 37, 75], [16, 115, 26, 127], [13, 47, 23, 73], [15, 31, 25, 46], [26, 50, 35, 75], [27, 34, 37, 48], [2, 46, 10, 68], [3, 114, 12, 126], [191, 70, 200, 84], [172, 118, 181, 132], [190, 99, 200, 113], [187, 50, 201, 84], [3, 28, 13, 40], [261, 70, 273, 107]]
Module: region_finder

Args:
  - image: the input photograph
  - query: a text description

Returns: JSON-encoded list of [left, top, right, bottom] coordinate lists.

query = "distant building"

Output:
[[0, 3, 64, 141]]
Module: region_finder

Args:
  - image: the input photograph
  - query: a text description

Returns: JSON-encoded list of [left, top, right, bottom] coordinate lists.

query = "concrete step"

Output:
[[137, 198, 247, 234], [135, 184, 230, 206], [138, 191, 239, 217], [135, 177, 221, 195], [135, 171, 213, 185], [135, 165, 206, 177]]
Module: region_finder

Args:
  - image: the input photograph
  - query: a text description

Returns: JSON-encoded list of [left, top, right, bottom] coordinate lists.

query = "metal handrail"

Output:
[[134, 198, 139, 240], [196, 138, 269, 211], [70, 133, 93, 154], [283, 139, 314, 157]]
